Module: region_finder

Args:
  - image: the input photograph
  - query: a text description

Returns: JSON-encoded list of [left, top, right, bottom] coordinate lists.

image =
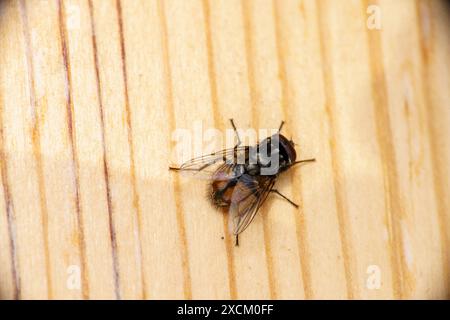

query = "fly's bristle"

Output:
[[205, 184, 212, 200], [206, 184, 219, 209], [207, 182, 229, 210]]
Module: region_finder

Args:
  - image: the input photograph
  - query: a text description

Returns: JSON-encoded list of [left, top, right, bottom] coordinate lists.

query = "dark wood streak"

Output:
[[0, 93, 20, 300], [316, 1, 355, 299], [19, 0, 52, 299], [0, 2, 18, 299], [201, 0, 237, 300], [116, 0, 147, 300], [57, 0, 89, 299], [363, 0, 406, 299], [157, 0, 193, 299], [272, 0, 312, 299], [240, 0, 276, 299], [87, 0, 121, 300], [415, 0, 450, 296]]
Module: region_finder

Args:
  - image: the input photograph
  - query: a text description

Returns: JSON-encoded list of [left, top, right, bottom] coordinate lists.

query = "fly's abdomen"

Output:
[[210, 179, 236, 208]]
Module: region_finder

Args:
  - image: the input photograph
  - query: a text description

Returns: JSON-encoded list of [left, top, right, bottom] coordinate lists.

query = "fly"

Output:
[[169, 119, 315, 246]]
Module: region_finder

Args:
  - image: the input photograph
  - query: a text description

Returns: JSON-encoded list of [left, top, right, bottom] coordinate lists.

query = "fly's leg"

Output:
[[229, 118, 242, 147], [235, 234, 239, 247], [292, 158, 316, 166], [278, 121, 285, 133], [229, 119, 243, 165], [271, 189, 299, 209]]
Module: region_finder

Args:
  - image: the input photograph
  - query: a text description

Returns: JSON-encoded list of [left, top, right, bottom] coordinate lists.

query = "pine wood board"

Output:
[[0, 0, 449, 299]]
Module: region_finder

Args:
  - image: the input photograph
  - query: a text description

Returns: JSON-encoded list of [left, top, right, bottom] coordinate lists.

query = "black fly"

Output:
[[169, 119, 315, 246]]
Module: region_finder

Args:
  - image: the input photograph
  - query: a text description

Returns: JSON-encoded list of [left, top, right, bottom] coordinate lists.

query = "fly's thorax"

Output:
[[244, 133, 297, 175]]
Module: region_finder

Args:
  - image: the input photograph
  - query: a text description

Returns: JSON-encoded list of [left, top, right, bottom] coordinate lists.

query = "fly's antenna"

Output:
[[278, 121, 285, 133]]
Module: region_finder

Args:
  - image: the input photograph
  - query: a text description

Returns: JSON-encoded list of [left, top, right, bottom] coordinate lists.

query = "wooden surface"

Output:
[[0, 0, 449, 300]]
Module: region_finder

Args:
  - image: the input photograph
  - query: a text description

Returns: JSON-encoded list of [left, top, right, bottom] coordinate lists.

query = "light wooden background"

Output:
[[0, 0, 449, 300]]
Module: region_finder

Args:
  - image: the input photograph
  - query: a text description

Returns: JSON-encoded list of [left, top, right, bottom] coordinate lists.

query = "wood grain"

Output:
[[0, 0, 449, 299]]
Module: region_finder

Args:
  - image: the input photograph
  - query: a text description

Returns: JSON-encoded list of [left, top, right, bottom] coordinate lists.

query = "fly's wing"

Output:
[[171, 146, 248, 180], [228, 174, 276, 235]]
